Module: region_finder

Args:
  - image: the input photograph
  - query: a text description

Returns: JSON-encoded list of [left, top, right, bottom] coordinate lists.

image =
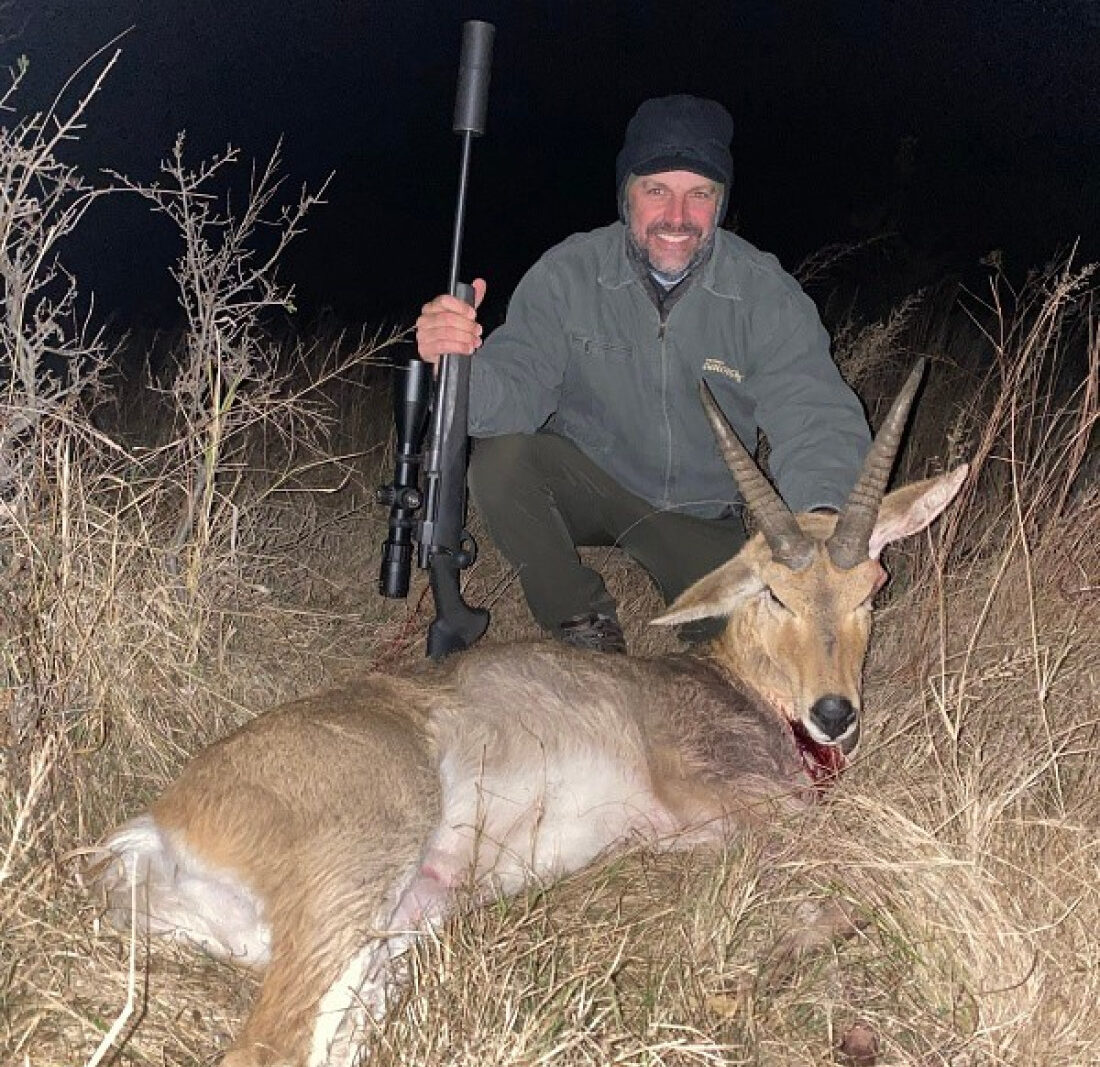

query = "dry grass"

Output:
[[6, 262, 1095, 1065], [1, 62, 1097, 1067]]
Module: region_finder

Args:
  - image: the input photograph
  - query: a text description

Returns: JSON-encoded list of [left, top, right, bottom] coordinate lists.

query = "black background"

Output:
[[12, 0, 1100, 330]]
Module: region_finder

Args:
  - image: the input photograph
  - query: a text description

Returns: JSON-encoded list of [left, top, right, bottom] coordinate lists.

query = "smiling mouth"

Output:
[[790, 720, 846, 786]]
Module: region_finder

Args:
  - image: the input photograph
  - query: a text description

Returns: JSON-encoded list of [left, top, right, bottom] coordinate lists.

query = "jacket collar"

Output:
[[598, 223, 741, 300]]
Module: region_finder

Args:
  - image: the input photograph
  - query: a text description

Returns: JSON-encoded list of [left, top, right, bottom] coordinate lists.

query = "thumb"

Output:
[[471, 277, 488, 309]]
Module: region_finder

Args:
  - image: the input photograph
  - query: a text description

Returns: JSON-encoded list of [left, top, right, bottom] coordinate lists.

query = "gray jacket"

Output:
[[469, 222, 870, 519]]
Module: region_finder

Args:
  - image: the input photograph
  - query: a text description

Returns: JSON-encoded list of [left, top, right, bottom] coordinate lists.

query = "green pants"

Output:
[[468, 432, 747, 631]]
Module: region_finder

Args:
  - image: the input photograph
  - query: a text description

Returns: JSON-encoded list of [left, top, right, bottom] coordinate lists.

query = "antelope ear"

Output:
[[868, 464, 968, 559], [651, 554, 763, 626]]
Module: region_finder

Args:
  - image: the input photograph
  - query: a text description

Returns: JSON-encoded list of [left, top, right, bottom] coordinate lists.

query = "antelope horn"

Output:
[[699, 381, 812, 570], [828, 359, 926, 569]]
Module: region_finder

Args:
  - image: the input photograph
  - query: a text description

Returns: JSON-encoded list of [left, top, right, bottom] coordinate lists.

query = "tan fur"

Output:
[[89, 467, 966, 1066]]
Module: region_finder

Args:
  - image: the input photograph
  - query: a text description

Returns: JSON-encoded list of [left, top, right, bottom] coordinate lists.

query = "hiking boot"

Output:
[[557, 612, 627, 655]]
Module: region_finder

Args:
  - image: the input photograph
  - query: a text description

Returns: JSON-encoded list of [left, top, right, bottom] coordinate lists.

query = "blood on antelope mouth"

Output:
[[790, 719, 846, 787]]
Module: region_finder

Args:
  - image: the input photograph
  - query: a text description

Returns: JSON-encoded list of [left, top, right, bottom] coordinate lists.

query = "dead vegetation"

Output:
[[1, 58, 1097, 1067]]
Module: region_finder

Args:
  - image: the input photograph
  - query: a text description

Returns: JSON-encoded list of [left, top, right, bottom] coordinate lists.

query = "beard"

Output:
[[627, 219, 716, 285]]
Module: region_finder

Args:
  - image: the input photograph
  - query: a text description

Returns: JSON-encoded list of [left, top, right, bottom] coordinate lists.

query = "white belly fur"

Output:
[[427, 744, 676, 895]]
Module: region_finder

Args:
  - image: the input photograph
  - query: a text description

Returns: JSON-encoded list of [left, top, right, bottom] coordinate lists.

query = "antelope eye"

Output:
[[764, 588, 791, 612]]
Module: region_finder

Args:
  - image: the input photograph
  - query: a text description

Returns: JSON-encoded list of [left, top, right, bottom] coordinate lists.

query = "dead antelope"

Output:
[[90, 362, 967, 1066]]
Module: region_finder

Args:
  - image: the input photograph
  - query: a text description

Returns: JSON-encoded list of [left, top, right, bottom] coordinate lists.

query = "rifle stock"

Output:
[[422, 282, 489, 658]]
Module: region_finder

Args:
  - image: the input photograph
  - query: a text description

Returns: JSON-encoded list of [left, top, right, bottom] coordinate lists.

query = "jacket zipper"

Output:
[[658, 311, 673, 504]]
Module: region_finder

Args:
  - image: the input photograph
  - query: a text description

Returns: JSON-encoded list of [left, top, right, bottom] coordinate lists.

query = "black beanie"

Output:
[[615, 95, 734, 220]]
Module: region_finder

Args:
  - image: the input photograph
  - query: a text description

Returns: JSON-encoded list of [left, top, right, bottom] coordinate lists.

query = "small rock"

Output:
[[838, 1020, 879, 1065]]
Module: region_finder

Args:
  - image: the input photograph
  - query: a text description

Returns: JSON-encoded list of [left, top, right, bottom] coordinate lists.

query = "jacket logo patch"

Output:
[[703, 358, 742, 383]]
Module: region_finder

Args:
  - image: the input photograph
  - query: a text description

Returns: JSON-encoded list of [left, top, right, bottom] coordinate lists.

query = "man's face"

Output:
[[626, 170, 721, 277]]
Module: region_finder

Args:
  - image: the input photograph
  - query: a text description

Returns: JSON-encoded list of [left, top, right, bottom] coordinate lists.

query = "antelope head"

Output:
[[653, 361, 968, 778]]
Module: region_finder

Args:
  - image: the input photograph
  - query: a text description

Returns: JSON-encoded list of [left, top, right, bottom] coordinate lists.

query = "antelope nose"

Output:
[[810, 695, 857, 741]]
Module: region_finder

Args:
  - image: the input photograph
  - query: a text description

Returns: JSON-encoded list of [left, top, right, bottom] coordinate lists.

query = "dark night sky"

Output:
[[9, 1, 1100, 330]]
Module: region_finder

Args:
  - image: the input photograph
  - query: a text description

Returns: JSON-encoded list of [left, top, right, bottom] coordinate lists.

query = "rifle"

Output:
[[376, 20, 494, 660]]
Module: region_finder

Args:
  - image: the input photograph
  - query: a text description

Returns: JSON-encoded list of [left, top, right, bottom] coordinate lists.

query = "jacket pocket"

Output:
[[569, 333, 634, 359]]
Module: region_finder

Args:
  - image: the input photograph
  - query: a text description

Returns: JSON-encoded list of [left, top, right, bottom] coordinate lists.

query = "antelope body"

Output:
[[91, 365, 967, 1066]]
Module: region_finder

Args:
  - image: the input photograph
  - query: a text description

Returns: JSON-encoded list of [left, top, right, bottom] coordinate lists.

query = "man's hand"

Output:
[[415, 278, 487, 365]]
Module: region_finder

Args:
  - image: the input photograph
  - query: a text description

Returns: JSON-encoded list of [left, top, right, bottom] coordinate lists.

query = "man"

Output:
[[416, 95, 870, 653]]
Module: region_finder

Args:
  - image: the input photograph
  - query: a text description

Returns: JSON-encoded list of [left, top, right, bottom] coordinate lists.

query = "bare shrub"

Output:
[[0, 53, 118, 498], [112, 140, 332, 593], [0, 52, 125, 751]]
